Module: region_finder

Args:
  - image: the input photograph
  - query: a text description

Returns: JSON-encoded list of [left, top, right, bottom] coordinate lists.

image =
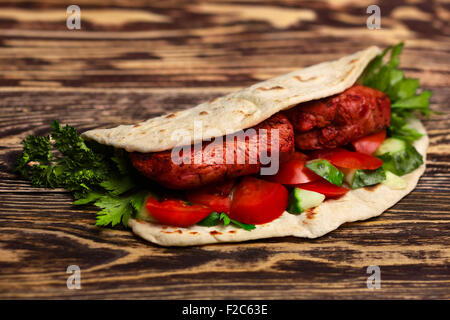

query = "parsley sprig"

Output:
[[14, 120, 146, 227], [362, 42, 436, 142]]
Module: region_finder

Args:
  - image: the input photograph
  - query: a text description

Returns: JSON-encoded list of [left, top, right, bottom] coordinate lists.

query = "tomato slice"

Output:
[[296, 179, 349, 198], [267, 158, 320, 185], [307, 148, 346, 160], [186, 179, 234, 213], [230, 177, 288, 225], [146, 197, 213, 227], [352, 130, 386, 155], [186, 190, 232, 214], [308, 148, 383, 170], [290, 151, 308, 162]]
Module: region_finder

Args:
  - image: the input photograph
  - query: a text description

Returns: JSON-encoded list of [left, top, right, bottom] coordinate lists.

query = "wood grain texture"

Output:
[[0, 0, 449, 299]]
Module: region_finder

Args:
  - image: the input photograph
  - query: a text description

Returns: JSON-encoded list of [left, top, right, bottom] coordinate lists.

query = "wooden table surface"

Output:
[[0, 0, 449, 300]]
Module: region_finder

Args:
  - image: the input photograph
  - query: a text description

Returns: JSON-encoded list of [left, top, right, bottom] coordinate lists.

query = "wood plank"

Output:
[[0, 0, 449, 299]]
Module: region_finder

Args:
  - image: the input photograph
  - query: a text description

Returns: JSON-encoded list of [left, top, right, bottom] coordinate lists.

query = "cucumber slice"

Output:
[[382, 171, 407, 190], [374, 137, 423, 176], [343, 167, 386, 189], [287, 188, 325, 215], [135, 194, 156, 222], [305, 159, 344, 186], [378, 145, 423, 176], [374, 137, 406, 156]]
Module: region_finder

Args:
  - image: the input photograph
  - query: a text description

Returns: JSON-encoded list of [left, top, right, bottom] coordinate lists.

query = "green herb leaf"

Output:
[[389, 124, 424, 143], [350, 167, 386, 189], [305, 159, 344, 186], [229, 219, 256, 231], [377, 144, 423, 176], [391, 91, 433, 114], [197, 212, 221, 226], [362, 42, 436, 143], [100, 175, 135, 196], [95, 195, 134, 227], [386, 78, 418, 101], [197, 212, 255, 231], [129, 190, 149, 212], [73, 191, 103, 205], [219, 212, 231, 225], [111, 149, 131, 175]]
